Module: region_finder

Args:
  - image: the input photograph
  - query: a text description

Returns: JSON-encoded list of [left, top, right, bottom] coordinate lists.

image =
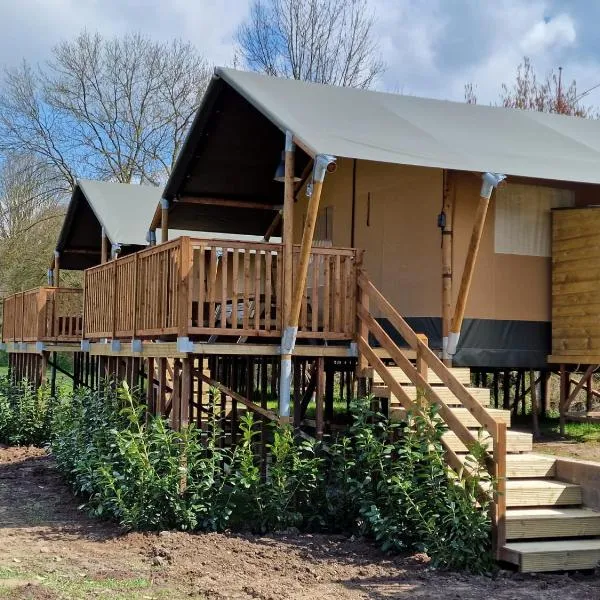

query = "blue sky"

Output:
[[1, 0, 600, 106]]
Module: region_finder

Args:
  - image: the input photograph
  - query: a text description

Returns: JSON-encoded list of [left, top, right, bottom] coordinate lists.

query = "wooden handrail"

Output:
[[357, 305, 482, 454], [356, 272, 507, 556], [358, 273, 497, 432]]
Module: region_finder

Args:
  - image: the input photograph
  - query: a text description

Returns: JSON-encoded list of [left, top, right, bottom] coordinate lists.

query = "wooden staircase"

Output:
[[358, 274, 600, 573]]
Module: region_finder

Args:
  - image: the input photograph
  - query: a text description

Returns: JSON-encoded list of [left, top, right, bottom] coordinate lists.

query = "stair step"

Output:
[[505, 454, 557, 478], [372, 385, 490, 406], [502, 539, 600, 572], [390, 406, 509, 427], [506, 507, 600, 540], [442, 430, 532, 453], [458, 453, 556, 478], [372, 366, 471, 386], [504, 480, 582, 507]]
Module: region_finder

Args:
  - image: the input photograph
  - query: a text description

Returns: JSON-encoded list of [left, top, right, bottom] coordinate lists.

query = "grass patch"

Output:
[[540, 416, 600, 443], [0, 566, 157, 600]]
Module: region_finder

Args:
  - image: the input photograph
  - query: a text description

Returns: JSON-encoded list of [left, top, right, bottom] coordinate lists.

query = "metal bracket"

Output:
[[0, 343, 6, 351], [281, 326, 298, 355], [35, 342, 45, 353], [131, 339, 142, 353], [347, 342, 358, 358], [110, 340, 121, 352], [177, 337, 194, 353], [81, 340, 91, 352], [313, 154, 337, 183], [481, 172, 506, 199]]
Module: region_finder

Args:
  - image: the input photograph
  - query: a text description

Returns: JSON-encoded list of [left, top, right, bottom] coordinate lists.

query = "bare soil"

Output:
[[1, 446, 599, 599], [534, 439, 600, 461]]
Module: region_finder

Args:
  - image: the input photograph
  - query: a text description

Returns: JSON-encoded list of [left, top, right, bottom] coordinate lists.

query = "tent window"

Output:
[[314, 206, 334, 243], [494, 183, 574, 257]]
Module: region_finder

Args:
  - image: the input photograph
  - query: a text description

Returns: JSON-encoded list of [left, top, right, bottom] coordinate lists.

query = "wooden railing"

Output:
[[356, 273, 507, 558], [1, 287, 83, 342], [83, 236, 360, 341]]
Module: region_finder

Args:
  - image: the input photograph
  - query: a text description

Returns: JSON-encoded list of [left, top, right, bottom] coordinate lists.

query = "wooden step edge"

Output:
[[390, 406, 510, 427], [501, 539, 600, 572], [505, 507, 600, 540]]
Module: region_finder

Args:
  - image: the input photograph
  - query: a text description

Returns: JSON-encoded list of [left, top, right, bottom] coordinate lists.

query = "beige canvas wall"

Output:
[[293, 160, 600, 323]]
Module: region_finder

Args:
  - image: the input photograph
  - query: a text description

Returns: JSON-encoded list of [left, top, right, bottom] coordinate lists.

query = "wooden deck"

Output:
[[1, 287, 83, 343], [83, 236, 359, 342]]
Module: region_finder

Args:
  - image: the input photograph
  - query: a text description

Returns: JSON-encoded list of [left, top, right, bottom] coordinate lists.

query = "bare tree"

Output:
[[465, 57, 595, 117], [0, 32, 211, 190], [0, 154, 68, 293], [236, 0, 384, 88]]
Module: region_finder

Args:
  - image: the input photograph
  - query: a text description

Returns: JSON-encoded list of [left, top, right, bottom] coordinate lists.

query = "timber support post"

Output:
[[440, 170, 454, 366], [101, 227, 109, 264], [160, 198, 169, 243], [279, 148, 337, 419], [53, 251, 60, 288], [279, 131, 296, 419], [446, 172, 505, 358]]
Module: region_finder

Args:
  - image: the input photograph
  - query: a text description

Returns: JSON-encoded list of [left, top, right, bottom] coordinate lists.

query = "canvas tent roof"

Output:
[[56, 180, 162, 270], [216, 68, 600, 184], [56, 179, 277, 270], [163, 67, 600, 236]]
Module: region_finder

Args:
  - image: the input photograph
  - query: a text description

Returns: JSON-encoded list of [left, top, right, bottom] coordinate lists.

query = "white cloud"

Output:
[[520, 14, 576, 55], [1, 0, 600, 107]]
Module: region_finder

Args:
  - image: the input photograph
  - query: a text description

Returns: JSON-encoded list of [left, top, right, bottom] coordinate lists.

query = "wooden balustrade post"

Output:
[[416, 334, 428, 382], [111, 259, 118, 340], [132, 253, 139, 339], [493, 421, 507, 558], [36, 288, 47, 340], [178, 237, 192, 338], [416, 334, 429, 408], [20, 292, 24, 343], [356, 270, 370, 397]]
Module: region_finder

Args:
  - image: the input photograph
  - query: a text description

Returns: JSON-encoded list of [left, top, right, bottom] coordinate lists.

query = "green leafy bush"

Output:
[[51, 383, 494, 573], [325, 401, 493, 572], [0, 377, 54, 446]]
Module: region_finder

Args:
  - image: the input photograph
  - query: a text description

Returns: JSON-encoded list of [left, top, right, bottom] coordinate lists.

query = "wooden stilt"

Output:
[[180, 357, 191, 427], [315, 357, 324, 440], [530, 369, 541, 440], [503, 370, 510, 410], [559, 364, 568, 436]]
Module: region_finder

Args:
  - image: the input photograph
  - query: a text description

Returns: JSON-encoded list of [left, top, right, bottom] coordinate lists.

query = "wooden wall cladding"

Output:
[[552, 207, 600, 357]]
